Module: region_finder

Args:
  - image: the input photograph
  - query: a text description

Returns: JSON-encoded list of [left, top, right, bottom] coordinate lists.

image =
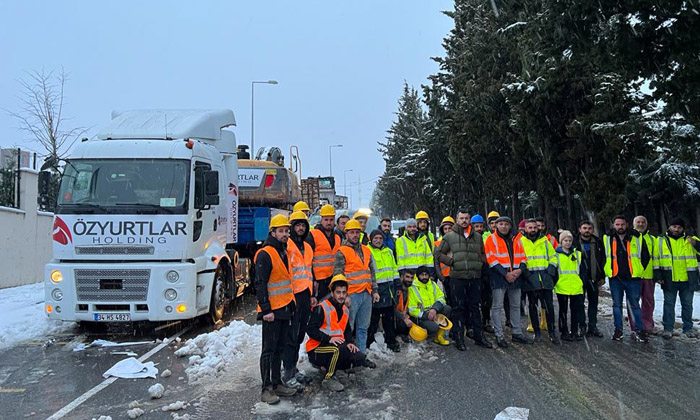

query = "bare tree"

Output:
[[5, 68, 86, 160]]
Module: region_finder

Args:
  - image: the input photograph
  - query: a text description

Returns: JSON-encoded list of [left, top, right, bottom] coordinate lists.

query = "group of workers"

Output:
[[254, 201, 700, 404]]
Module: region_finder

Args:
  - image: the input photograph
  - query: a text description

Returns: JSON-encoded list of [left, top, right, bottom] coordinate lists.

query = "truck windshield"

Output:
[[57, 159, 189, 214]]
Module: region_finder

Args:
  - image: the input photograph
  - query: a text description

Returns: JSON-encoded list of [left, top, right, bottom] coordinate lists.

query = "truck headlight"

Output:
[[51, 289, 63, 301], [164, 288, 178, 301], [166, 270, 179, 283], [50, 270, 63, 283]]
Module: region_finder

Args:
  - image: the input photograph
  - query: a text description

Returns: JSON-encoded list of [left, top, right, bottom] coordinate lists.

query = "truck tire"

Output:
[[207, 264, 228, 325]]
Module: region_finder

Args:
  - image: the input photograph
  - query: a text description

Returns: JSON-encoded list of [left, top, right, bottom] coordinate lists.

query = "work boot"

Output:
[[573, 333, 583, 341], [549, 332, 561, 345], [455, 337, 467, 351], [527, 320, 534, 333], [322, 377, 345, 392], [533, 330, 542, 342], [363, 359, 376, 369], [662, 331, 673, 340], [560, 332, 574, 342], [540, 308, 548, 330], [474, 337, 493, 349], [496, 336, 509, 348], [484, 323, 495, 334], [388, 342, 401, 353], [511, 334, 534, 345], [434, 329, 451, 346], [612, 328, 623, 341], [261, 388, 280, 404], [634, 330, 649, 343], [283, 370, 303, 390], [465, 328, 474, 339], [273, 384, 297, 397], [295, 370, 312, 385], [586, 326, 604, 338], [683, 329, 699, 339]]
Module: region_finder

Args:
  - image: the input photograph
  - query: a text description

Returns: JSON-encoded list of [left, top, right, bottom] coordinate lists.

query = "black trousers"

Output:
[[451, 277, 484, 341], [481, 277, 492, 323], [526, 290, 555, 333], [283, 289, 311, 375], [395, 315, 411, 336], [442, 276, 452, 305], [260, 317, 292, 389], [582, 279, 599, 330], [557, 293, 584, 335], [367, 305, 397, 348], [308, 343, 366, 380]]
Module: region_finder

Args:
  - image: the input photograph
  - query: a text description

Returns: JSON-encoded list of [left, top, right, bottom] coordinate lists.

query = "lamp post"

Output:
[[251, 80, 278, 157], [329, 144, 342, 178], [343, 169, 353, 196]]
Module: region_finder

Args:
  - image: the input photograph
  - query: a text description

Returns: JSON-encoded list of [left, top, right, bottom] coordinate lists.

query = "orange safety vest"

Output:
[[434, 239, 450, 277], [288, 240, 313, 294], [306, 299, 349, 352], [254, 245, 295, 312], [339, 245, 373, 295], [610, 238, 633, 277], [395, 289, 409, 313], [546, 233, 559, 249], [310, 229, 341, 279], [485, 233, 527, 271]]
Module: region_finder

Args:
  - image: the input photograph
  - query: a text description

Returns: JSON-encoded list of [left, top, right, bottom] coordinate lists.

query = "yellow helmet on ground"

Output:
[[415, 211, 429, 220], [353, 211, 368, 220], [487, 211, 500, 220], [269, 214, 291, 230], [440, 216, 455, 227], [344, 219, 362, 232], [329, 274, 348, 290], [289, 211, 309, 223], [293, 201, 311, 212], [437, 314, 453, 331], [409, 324, 428, 342], [320, 204, 336, 217]]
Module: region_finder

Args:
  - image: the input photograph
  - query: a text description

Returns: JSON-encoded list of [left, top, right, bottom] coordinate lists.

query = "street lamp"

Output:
[[329, 144, 342, 178], [343, 169, 353, 196], [251, 80, 278, 157]]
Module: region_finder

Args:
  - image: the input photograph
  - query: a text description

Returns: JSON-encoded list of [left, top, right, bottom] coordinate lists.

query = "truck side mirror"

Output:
[[41, 157, 58, 171], [204, 171, 219, 206]]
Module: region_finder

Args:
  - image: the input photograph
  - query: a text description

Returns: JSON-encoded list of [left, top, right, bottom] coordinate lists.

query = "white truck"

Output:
[[42, 109, 247, 324]]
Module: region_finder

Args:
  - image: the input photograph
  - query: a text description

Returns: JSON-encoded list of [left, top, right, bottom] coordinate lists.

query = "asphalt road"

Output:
[[1, 295, 699, 420]]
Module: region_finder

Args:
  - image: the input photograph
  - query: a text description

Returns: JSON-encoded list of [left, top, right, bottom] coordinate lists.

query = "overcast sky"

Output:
[[0, 1, 453, 208]]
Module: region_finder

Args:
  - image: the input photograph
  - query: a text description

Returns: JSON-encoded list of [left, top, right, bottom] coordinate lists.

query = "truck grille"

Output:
[[75, 246, 155, 255], [75, 269, 150, 301]]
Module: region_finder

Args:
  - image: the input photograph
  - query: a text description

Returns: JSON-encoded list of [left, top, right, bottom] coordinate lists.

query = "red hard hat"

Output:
[[518, 219, 527, 229]]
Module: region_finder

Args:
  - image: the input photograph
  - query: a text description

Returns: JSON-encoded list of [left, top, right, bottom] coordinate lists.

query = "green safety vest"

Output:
[[370, 245, 399, 284], [482, 231, 492, 243], [521, 236, 557, 272], [554, 250, 583, 295], [396, 232, 432, 271], [407, 279, 445, 318], [603, 234, 645, 279], [635, 230, 655, 280], [653, 235, 699, 283]]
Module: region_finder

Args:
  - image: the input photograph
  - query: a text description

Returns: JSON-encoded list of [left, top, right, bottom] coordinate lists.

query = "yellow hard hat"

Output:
[[353, 211, 368, 220], [409, 324, 428, 342], [269, 214, 291, 230], [440, 216, 455, 226], [320, 204, 336, 217], [344, 219, 362, 232], [329, 274, 348, 290], [487, 211, 500, 220], [437, 314, 453, 331], [289, 211, 309, 223], [415, 211, 429, 220], [293, 201, 310, 213]]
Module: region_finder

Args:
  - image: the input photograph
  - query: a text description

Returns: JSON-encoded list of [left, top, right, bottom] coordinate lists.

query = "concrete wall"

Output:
[[0, 169, 53, 288]]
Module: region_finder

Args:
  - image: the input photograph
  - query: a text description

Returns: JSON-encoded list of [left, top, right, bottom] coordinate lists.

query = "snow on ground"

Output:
[[0, 282, 76, 350], [653, 286, 700, 321]]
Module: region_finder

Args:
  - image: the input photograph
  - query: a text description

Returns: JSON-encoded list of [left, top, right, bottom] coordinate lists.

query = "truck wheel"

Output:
[[208, 265, 228, 325]]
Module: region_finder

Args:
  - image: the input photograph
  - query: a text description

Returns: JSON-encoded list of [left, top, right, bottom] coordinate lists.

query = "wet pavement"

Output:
[[2, 294, 700, 420]]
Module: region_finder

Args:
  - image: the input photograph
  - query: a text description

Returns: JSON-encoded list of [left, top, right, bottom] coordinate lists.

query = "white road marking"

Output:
[[45, 325, 193, 420]]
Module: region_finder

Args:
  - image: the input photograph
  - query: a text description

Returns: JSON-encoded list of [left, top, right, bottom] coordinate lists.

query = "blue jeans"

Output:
[[348, 291, 372, 354], [663, 281, 694, 332], [609, 278, 642, 331]]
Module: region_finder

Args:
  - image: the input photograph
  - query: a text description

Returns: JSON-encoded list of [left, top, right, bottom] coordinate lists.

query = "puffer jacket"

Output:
[[434, 224, 485, 280]]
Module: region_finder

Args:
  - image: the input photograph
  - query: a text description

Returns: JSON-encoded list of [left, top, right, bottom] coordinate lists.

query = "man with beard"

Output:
[[416, 211, 435, 247], [308, 204, 341, 301], [573, 220, 605, 338], [631, 215, 656, 334], [282, 211, 315, 389], [380, 217, 396, 257], [367, 229, 401, 352], [335, 214, 350, 241], [394, 269, 416, 341], [603, 215, 648, 343], [396, 218, 432, 276], [470, 214, 494, 333], [521, 219, 559, 344], [653, 217, 700, 339], [255, 215, 298, 404], [353, 211, 371, 245], [536, 216, 559, 249], [435, 210, 493, 350]]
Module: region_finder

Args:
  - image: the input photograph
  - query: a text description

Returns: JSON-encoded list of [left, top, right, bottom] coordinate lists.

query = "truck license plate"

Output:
[[93, 313, 131, 322]]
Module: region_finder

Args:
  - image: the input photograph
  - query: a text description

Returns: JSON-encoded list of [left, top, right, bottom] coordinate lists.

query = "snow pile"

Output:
[[162, 401, 188, 411], [148, 383, 165, 399], [126, 407, 144, 419], [494, 407, 530, 419], [174, 320, 261, 382], [0, 282, 76, 350]]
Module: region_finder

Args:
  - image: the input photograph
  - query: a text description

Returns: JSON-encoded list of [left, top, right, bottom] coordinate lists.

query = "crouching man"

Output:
[[407, 266, 453, 345], [306, 274, 367, 392]]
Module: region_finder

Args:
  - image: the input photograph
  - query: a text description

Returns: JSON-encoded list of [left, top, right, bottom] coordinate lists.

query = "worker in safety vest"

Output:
[[379, 217, 396, 257], [293, 200, 311, 218], [306, 274, 367, 392], [631, 215, 656, 334], [282, 211, 315, 389], [573, 220, 605, 338], [521, 218, 559, 344], [367, 229, 401, 352], [484, 211, 500, 243], [416, 210, 435, 249], [307, 204, 341, 302], [353, 211, 370, 245], [470, 214, 495, 334], [554, 230, 585, 342], [485, 216, 533, 348], [653, 217, 700, 339], [335, 214, 349, 241], [396, 218, 432, 277], [434, 216, 455, 304], [255, 214, 298, 405], [603, 214, 649, 343], [407, 266, 453, 346], [394, 269, 415, 342], [333, 218, 379, 366], [535, 216, 559, 249]]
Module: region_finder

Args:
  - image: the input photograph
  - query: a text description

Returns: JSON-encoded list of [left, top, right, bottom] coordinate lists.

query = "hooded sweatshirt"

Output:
[[255, 234, 295, 320]]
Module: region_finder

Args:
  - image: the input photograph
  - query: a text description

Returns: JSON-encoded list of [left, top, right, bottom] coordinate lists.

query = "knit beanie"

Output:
[[559, 230, 574, 243], [669, 217, 685, 229]]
